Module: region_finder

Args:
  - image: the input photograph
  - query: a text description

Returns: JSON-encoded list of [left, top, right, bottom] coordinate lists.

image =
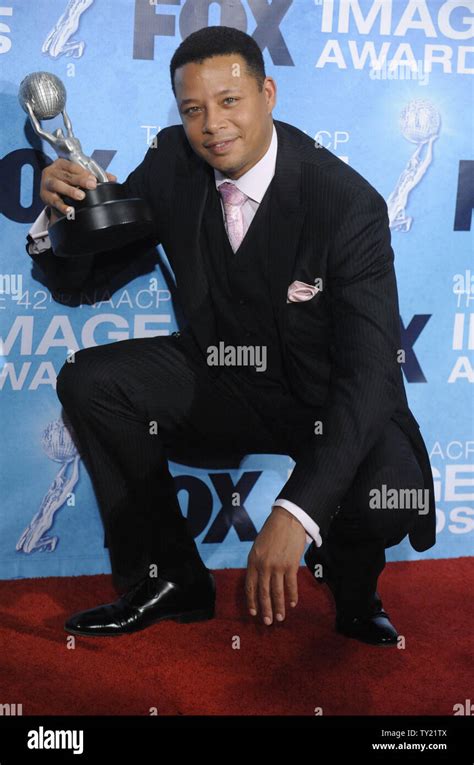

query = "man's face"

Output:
[[174, 54, 276, 180]]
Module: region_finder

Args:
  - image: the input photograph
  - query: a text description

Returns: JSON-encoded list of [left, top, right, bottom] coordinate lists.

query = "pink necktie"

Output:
[[218, 181, 249, 253]]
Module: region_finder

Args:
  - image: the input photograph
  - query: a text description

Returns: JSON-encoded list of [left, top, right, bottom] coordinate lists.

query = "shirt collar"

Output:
[[214, 122, 277, 203]]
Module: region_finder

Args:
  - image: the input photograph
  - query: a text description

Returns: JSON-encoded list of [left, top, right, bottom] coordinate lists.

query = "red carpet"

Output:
[[1, 557, 471, 716]]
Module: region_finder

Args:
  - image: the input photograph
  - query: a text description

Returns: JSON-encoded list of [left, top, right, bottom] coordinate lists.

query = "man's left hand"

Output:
[[245, 505, 307, 625]]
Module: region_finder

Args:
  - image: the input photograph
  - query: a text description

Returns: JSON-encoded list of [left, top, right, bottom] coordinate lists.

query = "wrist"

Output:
[[271, 504, 304, 529]]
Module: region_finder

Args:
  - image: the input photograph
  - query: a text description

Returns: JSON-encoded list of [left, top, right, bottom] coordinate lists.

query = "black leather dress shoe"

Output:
[[335, 609, 398, 646], [64, 569, 215, 637], [304, 542, 398, 646]]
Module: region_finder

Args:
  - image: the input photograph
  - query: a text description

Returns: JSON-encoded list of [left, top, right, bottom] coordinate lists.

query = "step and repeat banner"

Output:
[[1, 0, 472, 582]]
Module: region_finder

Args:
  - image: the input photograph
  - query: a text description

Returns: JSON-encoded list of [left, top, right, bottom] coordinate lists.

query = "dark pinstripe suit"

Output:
[[28, 119, 436, 597]]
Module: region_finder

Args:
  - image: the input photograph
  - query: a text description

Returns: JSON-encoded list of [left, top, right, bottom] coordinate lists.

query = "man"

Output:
[[26, 26, 435, 645]]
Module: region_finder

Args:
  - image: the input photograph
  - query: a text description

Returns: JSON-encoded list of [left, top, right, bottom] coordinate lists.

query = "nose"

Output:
[[202, 105, 226, 135]]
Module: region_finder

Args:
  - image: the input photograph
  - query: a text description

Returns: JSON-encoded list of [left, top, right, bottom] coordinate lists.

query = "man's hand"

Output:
[[41, 158, 117, 221], [245, 505, 307, 625]]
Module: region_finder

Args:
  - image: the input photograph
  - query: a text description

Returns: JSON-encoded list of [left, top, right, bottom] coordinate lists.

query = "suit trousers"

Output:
[[55, 332, 425, 609]]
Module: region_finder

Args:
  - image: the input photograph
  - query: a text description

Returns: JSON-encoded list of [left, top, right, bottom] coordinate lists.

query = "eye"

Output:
[[184, 97, 238, 115]]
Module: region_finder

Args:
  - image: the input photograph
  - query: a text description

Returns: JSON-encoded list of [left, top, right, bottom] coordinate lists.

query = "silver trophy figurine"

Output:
[[19, 71, 153, 258], [387, 99, 440, 232]]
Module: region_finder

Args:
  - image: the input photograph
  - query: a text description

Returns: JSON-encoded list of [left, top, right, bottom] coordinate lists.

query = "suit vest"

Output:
[[197, 173, 291, 403]]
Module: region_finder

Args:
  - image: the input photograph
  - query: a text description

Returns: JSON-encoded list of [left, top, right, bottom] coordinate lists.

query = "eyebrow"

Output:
[[180, 88, 241, 107]]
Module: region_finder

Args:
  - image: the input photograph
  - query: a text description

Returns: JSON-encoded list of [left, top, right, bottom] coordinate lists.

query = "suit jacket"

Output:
[[26, 119, 436, 552]]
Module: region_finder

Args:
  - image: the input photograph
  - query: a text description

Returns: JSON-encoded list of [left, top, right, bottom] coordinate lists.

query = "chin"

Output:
[[211, 159, 234, 173]]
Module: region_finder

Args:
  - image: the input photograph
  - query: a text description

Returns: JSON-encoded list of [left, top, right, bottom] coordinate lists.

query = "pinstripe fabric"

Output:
[[55, 331, 423, 597], [27, 118, 436, 594], [55, 333, 286, 592], [278, 187, 406, 538]]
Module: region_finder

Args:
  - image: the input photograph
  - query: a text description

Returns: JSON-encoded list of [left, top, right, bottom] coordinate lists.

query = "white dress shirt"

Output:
[[27, 208, 51, 253], [27, 123, 323, 547]]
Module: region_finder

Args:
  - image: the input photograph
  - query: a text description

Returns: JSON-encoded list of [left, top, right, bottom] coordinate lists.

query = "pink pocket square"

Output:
[[286, 280, 320, 303]]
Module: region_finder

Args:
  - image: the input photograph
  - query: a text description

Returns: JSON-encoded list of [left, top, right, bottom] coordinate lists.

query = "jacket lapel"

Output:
[[170, 154, 219, 359], [269, 121, 308, 359]]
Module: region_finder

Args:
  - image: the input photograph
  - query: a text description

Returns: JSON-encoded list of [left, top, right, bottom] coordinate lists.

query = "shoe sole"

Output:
[[64, 606, 215, 637], [336, 624, 398, 646]]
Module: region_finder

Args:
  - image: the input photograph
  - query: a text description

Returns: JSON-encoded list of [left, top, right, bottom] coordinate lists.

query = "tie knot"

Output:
[[218, 181, 248, 208]]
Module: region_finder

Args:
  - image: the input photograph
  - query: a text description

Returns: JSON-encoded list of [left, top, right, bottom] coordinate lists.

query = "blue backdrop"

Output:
[[1, 0, 473, 583]]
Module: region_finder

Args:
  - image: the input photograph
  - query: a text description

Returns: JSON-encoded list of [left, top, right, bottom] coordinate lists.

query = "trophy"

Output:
[[387, 99, 440, 232], [19, 71, 154, 258]]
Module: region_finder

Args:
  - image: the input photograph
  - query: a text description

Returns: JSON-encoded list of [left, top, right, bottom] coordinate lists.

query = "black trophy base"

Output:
[[49, 182, 154, 258]]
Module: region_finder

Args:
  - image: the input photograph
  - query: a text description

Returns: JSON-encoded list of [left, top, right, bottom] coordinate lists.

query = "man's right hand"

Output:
[[40, 158, 117, 225]]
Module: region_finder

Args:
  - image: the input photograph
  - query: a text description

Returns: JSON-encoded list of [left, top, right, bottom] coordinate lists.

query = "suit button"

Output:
[[238, 299, 246, 305]]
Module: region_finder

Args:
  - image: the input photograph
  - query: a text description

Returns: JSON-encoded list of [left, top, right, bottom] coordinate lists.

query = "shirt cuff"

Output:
[[27, 207, 52, 254], [272, 498, 322, 546]]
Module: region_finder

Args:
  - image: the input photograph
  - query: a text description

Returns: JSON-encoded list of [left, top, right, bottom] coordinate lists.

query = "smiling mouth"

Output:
[[205, 138, 237, 152]]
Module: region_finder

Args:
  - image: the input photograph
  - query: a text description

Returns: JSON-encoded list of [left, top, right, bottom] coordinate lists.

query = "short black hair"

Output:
[[170, 26, 266, 98]]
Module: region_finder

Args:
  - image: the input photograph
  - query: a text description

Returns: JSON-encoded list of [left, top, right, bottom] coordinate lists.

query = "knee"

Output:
[[374, 455, 422, 484], [356, 462, 426, 536], [56, 347, 102, 407], [369, 460, 425, 501]]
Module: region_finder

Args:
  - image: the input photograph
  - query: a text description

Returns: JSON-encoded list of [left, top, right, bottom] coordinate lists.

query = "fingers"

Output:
[[106, 171, 117, 182], [257, 569, 273, 625], [285, 569, 298, 610], [40, 158, 98, 215], [44, 178, 88, 216], [247, 564, 299, 625], [245, 564, 258, 617], [271, 571, 286, 622]]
